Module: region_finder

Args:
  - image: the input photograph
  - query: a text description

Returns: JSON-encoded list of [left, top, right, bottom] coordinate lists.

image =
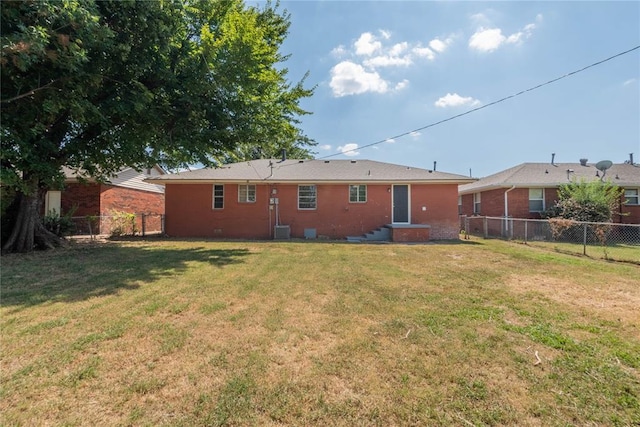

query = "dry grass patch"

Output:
[[1, 238, 638, 426]]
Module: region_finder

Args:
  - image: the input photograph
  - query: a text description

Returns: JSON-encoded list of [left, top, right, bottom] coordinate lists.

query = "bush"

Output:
[[42, 210, 76, 236], [109, 211, 137, 237]]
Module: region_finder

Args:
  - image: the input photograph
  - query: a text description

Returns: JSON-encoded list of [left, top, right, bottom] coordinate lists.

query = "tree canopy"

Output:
[[1, 0, 315, 252]]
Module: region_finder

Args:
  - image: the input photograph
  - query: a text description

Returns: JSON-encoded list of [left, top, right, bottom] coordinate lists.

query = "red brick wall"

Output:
[[99, 185, 164, 215], [391, 227, 430, 242], [460, 187, 562, 219], [165, 182, 461, 240], [61, 183, 101, 217], [459, 194, 475, 217], [620, 201, 640, 224]]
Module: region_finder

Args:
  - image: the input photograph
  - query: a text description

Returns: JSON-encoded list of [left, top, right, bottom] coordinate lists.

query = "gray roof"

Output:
[[459, 162, 640, 194], [147, 159, 474, 184]]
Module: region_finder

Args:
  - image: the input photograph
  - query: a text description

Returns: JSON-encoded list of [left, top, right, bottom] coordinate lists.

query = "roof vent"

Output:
[[551, 153, 556, 166], [350, 160, 356, 163], [324, 160, 330, 163], [579, 158, 588, 166]]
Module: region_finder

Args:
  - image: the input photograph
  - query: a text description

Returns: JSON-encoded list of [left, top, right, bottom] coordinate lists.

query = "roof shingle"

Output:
[[148, 159, 474, 184]]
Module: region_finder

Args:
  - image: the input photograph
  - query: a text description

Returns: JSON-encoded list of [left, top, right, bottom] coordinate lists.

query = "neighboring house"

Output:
[[147, 159, 474, 242], [458, 158, 640, 224], [44, 166, 166, 234]]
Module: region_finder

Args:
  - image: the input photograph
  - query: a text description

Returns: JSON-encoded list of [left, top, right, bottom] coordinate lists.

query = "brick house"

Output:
[[45, 166, 166, 234], [458, 160, 640, 224], [147, 159, 474, 242]]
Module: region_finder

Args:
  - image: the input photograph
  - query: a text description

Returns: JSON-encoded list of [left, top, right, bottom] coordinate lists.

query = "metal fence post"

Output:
[[583, 223, 587, 256], [141, 214, 146, 237], [483, 216, 488, 238], [464, 216, 469, 239], [524, 219, 528, 244]]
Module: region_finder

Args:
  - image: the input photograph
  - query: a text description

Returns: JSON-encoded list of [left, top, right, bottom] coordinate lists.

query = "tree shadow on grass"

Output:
[[1, 241, 251, 310]]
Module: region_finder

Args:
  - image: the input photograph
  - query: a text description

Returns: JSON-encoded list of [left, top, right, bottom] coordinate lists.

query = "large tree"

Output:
[[1, 0, 314, 253]]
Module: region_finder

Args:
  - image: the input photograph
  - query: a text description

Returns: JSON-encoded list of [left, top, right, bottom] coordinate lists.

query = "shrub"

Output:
[[109, 211, 137, 237]]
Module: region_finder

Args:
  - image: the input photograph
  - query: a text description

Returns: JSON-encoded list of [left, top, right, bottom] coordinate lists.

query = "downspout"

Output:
[[504, 186, 516, 231]]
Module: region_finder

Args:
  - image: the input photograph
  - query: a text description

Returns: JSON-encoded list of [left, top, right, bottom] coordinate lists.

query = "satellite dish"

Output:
[[595, 160, 613, 171]]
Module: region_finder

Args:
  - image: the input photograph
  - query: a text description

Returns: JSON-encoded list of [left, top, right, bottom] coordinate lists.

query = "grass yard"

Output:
[[1, 237, 639, 426]]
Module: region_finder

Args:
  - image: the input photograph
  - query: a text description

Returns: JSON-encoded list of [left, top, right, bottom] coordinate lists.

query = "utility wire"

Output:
[[313, 45, 640, 160]]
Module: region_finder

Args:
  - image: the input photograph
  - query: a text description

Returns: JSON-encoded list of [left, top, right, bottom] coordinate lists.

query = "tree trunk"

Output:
[[2, 179, 64, 254]]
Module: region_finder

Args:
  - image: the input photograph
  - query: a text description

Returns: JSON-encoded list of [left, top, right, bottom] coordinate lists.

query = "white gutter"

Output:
[[504, 186, 516, 230]]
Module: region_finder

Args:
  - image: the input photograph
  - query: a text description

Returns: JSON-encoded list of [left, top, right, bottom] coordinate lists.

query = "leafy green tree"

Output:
[[544, 179, 624, 222], [1, 0, 314, 253]]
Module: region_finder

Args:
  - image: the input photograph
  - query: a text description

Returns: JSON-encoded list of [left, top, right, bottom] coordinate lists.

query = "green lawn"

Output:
[[1, 238, 638, 426]]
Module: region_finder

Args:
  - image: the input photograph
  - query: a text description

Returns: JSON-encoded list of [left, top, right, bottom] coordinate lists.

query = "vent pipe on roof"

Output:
[[551, 153, 556, 166], [630, 153, 634, 165], [579, 158, 588, 166], [281, 149, 287, 162], [433, 161, 437, 171]]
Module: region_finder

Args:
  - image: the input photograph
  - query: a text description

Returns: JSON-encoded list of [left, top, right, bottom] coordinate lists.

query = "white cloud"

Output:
[[385, 138, 396, 144], [328, 29, 454, 97], [623, 78, 637, 86], [364, 55, 413, 68], [434, 93, 481, 108], [413, 46, 436, 60], [331, 45, 348, 58], [389, 42, 409, 56], [319, 144, 332, 150], [469, 15, 542, 52], [409, 131, 422, 138], [395, 79, 409, 91], [469, 28, 505, 52], [330, 61, 389, 97], [470, 12, 490, 26], [429, 38, 448, 53], [337, 143, 360, 156], [354, 32, 382, 56]]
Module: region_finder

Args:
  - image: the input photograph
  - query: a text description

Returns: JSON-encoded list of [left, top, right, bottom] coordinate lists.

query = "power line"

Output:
[[315, 45, 640, 160]]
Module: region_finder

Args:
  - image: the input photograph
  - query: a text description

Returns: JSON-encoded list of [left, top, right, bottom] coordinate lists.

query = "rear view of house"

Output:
[[148, 159, 473, 242]]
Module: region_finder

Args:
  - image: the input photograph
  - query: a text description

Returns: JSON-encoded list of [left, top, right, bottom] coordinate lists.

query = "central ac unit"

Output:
[[274, 225, 290, 239]]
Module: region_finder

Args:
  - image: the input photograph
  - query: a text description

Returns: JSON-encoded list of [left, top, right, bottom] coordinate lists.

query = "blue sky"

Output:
[[266, 1, 639, 177]]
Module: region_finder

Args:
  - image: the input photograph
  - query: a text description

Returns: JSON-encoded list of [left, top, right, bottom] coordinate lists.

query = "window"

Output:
[[213, 185, 224, 209], [473, 193, 481, 214], [458, 196, 462, 215], [349, 185, 367, 203], [298, 185, 317, 209], [238, 184, 256, 203], [625, 188, 639, 205], [529, 188, 544, 212]]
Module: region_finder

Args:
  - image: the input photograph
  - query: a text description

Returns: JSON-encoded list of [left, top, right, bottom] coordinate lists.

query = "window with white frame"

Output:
[[624, 188, 639, 205], [473, 193, 481, 214], [212, 185, 224, 209], [298, 185, 317, 209], [238, 184, 256, 203], [349, 185, 367, 203], [529, 188, 545, 212]]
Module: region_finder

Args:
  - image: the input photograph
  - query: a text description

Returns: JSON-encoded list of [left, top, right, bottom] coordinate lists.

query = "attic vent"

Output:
[[324, 160, 330, 163], [350, 160, 356, 164], [298, 160, 304, 163], [579, 158, 588, 166]]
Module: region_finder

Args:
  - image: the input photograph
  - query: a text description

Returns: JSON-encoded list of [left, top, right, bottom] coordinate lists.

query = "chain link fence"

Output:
[[462, 215, 640, 264], [68, 213, 164, 238]]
